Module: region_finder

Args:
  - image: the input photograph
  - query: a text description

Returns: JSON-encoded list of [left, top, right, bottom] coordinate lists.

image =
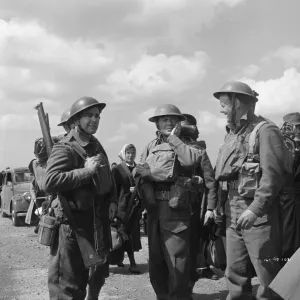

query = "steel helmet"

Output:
[[182, 113, 197, 125], [213, 81, 258, 102], [57, 109, 71, 126], [283, 112, 300, 125], [149, 104, 186, 122], [69, 96, 106, 119]]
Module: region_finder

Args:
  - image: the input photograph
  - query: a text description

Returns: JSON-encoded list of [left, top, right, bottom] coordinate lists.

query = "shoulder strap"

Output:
[[248, 121, 268, 155], [63, 140, 87, 160]]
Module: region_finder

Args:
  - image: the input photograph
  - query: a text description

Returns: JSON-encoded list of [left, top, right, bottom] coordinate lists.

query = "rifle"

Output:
[[35, 102, 106, 268]]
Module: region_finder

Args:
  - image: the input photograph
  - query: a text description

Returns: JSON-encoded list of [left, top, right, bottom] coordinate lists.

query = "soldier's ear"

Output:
[[235, 98, 241, 108]]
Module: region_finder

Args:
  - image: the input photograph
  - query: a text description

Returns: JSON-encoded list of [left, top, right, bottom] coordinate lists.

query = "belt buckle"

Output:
[[161, 191, 169, 201]]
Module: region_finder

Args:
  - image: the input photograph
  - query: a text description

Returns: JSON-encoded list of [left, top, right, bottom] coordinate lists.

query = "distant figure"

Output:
[[112, 144, 142, 274], [111, 162, 118, 170]]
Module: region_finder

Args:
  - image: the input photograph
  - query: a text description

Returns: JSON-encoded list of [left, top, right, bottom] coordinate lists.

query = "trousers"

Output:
[[48, 224, 108, 300], [225, 191, 282, 300], [147, 205, 193, 300]]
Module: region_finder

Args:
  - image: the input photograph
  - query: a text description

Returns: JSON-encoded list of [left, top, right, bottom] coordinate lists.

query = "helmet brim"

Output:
[[213, 91, 258, 102], [149, 114, 187, 123], [70, 102, 106, 119], [57, 121, 65, 126]]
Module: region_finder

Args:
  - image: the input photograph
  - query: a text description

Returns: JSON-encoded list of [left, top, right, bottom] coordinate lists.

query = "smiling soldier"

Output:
[[134, 104, 205, 300], [44, 96, 117, 300], [213, 81, 288, 300]]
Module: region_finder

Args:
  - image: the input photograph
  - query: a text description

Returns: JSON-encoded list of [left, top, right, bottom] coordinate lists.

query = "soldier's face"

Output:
[[219, 94, 233, 123], [157, 116, 179, 135], [79, 107, 100, 135]]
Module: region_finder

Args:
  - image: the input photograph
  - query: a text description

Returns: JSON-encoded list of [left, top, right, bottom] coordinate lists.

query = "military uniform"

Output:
[[213, 81, 286, 300], [215, 113, 285, 300], [139, 132, 205, 300], [44, 129, 116, 297]]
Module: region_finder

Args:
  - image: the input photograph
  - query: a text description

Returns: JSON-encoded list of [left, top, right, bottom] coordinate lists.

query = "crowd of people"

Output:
[[24, 80, 300, 300]]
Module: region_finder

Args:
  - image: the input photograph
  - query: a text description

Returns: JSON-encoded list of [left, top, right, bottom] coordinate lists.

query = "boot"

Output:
[[85, 276, 105, 300]]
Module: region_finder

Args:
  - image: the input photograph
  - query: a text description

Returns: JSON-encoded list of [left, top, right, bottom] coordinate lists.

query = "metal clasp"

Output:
[[161, 191, 169, 200]]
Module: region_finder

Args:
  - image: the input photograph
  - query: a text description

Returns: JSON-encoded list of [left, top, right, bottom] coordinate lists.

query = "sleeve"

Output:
[[248, 124, 285, 217], [200, 151, 218, 210], [108, 175, 118, 205], [167, 135, 205, 167], [43, 144, 94, 193], [111, 167, 121, 199]]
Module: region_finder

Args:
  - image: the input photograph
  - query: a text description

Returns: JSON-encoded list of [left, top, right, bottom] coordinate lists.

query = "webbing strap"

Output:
[[248, 121, 268, 155]]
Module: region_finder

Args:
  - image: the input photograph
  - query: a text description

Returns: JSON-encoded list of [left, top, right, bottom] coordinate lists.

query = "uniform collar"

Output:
[[70, 127, 92, 147], [228, 110, 256, 133]]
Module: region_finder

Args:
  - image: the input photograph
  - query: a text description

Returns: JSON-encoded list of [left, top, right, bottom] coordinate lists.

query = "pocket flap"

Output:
[[160, 220, 189, 233]]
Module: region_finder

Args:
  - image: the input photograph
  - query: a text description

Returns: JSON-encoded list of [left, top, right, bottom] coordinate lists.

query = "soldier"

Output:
[[180, 113, 218, 291], [135, 104, 206, 300], [25, 138, 56, 230], [277, 112, 300, 263], [57, 109, 74, 133], [213, 81, 287, 300], [43, 97, 118, 300]]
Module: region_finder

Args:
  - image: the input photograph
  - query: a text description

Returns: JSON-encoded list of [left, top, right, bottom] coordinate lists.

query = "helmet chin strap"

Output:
[[230, 93, 237, 125]]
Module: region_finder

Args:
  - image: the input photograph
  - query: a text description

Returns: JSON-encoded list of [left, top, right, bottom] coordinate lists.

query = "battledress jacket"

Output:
[[138, 133, 206, 195], [220, 114, 287, 217], [43, 130, 117, 255]]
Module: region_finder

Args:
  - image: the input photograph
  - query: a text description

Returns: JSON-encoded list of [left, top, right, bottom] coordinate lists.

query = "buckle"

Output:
[[161, 191, 169, 201]]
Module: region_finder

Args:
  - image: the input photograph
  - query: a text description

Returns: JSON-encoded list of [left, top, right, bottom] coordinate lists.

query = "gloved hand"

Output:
[[135, 163, 151, 179]]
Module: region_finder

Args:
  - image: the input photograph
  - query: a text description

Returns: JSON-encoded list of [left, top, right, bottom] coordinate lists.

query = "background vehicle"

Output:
[[0, 167, 34, 226]]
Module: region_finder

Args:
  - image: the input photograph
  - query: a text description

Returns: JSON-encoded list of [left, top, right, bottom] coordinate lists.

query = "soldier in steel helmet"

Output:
[[213, 81, 288, 300], [44, 97, 118, 300], [25, 137, 59, 231], [134, 104, 206, 300], [275, 113, 300, 266], [180, 114, 219, 291], [57, 109, 75, 140]]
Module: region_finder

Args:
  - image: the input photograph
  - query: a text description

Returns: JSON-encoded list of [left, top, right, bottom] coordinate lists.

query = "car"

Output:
[[0, 167, 34, 226]]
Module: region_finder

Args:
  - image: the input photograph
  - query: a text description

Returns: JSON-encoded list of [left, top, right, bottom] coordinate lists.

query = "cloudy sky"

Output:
[[0, 0, 300, 170]]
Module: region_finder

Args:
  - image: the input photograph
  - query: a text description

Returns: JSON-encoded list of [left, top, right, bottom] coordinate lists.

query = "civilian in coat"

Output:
[[112, 144, 142, 274]]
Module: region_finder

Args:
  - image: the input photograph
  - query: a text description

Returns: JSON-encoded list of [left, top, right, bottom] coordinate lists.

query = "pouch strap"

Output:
[[248, 121, 268, 157]]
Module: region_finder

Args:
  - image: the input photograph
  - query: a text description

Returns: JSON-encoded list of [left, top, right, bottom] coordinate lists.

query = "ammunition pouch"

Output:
[[237, 161, 261, 198], [145, 143, 178, 182]]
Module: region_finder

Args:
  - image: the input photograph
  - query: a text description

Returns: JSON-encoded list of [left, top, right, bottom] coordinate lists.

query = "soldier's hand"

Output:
[[85, 157, 100, 174], [130, 187, 135, 193], [204, 210, 214, 225], [236, 209, 258, 230], [170, 122, 181, 137], [135, 163, 151, 178], [109, 202, 118, 220]]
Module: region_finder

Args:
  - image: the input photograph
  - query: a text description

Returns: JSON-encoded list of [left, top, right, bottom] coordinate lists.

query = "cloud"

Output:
[[0, 113, 62, 135], [269, 45, 300, 68], [239, 68, 300, 116], [101, 51, 209, 102], [108, 122, 139, 143], [196, 111, 227, 135], [138, 108, 156, 126]]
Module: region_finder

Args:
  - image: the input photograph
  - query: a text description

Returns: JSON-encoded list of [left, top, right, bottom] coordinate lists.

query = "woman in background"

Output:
[[112, 144, 142, 274]]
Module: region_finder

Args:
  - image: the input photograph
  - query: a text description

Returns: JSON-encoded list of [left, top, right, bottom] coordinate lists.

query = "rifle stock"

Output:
[[35, 102, 104, 268]]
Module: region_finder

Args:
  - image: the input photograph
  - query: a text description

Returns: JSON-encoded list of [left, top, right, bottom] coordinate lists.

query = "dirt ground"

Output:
[[0, 215, 259, 300]]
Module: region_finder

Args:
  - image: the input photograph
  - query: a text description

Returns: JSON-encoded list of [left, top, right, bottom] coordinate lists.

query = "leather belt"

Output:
[[155, 190, 170, 201]]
